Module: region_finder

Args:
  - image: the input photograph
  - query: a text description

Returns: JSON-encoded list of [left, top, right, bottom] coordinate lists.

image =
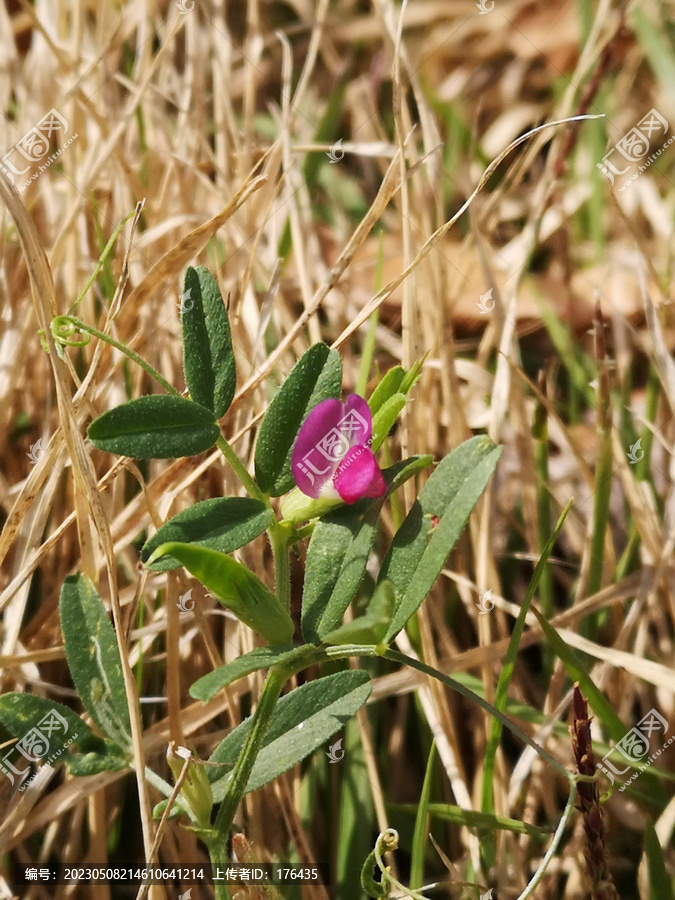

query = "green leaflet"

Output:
[[88, 395, 219, 459], [371, 394, 406, 453], [301, 503, 380, 644], [207, 670, 371, 797], [320, 580, 395, 646], [146, 542, 294, 644], [381, 436, 502, 642], [368, 366, 405, 415], [254, 343, 342, 496], [297, 457, 433, 643], [181, 266, 236, 418], [190, 645, 309, 702], [59, 574, 132, 750], [141, 498, 274, 571]]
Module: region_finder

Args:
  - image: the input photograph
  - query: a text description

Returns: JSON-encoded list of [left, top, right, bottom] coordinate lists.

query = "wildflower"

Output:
[[292, 394, 386, 504]]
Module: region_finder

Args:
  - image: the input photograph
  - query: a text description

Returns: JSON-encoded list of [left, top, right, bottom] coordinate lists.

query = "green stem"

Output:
[[355, 231, 384, 396], [207, 837, 232, 900], [381, 648, 570, 781], [68, 209, 136, 315], [211, 665, 290, 841], [215, 435, 266, 502], [50, 316, 179, 397], [268, 521, 292, 613]]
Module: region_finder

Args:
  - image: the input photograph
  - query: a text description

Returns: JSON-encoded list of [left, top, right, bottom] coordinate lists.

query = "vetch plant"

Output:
[[1, 263, 606, 899]]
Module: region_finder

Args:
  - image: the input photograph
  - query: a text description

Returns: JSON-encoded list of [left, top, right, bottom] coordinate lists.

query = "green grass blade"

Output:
[[645, 817, 674, 900], [410, 740, 436, 889], [480, 499, 573, 822]]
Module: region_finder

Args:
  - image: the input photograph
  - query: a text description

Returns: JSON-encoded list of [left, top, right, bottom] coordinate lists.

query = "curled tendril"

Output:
[[39, 316, 91, 356], [362, 828, 433, 899], [374, 828, 399, 867], [51, 316, 91, 347]]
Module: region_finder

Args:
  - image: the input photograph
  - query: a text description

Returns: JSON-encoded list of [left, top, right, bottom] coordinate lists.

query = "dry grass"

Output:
[[0, 0, 674, 898]]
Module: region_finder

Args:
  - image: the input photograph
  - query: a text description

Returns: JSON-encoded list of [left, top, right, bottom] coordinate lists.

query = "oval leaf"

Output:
[[302, 504, 380, 644], [88, 395, 219, 459], [59, 574, 132, 750], [141, 498, 274, 571], [147, 542, 294, 644], [381, 435, 502, 642], [208, 670, 371, 797], [254, 344, 342, 496], [181, 266, 236, 418]]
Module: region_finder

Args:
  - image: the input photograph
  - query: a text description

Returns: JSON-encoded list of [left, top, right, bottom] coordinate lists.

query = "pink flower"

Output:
[[292, 394, 386, 504]]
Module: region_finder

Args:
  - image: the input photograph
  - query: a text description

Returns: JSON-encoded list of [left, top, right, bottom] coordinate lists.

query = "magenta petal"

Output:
[[341, 394, 372, 449], [334, 447, 386, 504], [292, 398, 343, 498]]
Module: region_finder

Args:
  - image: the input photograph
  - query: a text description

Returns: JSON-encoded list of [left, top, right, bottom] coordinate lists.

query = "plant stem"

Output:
[[211, 665, 290, 841], [268, 521, 292, 613], [215, 435, 266, 502], [207, 836, 232, 900], [381, 648, 570, 781], [68, 209, 136, 315]]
